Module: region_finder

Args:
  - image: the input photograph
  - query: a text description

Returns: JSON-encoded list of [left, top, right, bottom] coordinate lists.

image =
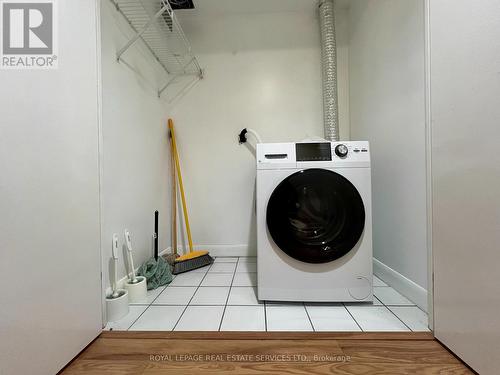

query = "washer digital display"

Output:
[[296, 143, 332, 161]]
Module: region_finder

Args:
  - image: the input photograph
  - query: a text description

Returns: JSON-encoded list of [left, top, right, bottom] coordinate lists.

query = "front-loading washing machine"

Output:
[[256, 141, 373, 302]]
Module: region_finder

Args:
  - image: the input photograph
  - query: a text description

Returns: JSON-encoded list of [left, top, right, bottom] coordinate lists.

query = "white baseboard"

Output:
[[173, 244, 256, 257], [196, 244, 256, 257], [373, 258, 428, 312]]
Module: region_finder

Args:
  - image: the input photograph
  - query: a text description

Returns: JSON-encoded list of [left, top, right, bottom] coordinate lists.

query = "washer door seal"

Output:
[[266, 169, 365, 264]]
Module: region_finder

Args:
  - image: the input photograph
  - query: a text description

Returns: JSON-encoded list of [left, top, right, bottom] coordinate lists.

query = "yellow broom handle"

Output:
[[168, 119, 194, 253], [170, 127, 177, 255]]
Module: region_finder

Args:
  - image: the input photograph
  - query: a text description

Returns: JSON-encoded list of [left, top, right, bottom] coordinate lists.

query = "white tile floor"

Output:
[[106, 257, 429, 332]]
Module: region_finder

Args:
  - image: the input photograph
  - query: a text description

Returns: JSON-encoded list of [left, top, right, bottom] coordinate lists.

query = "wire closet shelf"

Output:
[[113, 0, 203, 98]]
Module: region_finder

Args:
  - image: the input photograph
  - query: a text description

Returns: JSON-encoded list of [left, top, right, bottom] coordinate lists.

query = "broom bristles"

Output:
[[172, 254, 214, 275], [175, 250, 209, 262]]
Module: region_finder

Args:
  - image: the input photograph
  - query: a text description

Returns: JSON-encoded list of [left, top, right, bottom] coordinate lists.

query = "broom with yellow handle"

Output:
[[169, 119, 214, 274]]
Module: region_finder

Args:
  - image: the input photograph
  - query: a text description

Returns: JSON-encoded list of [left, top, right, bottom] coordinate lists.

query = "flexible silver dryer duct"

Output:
[[319, 0, 339, 141]]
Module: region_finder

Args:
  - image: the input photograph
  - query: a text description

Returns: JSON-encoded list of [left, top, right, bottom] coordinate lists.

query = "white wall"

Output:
[[349, 1, 428, 290], [170, 3, 350, 255], [100, 0, 171, 298], [0, 2, 102, 374]]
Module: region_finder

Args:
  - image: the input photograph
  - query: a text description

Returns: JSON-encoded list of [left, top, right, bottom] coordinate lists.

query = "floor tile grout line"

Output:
[[387, 305, 430, 331], [374, 291, 416, 306], [161, 285, 260, 288], [182, 286, 244, 291], [388, 305, 428, 313], [374, 287, 416, 304], [233, 273, 257, 288], [214, 285, 257, 288], [147, 283, 168, 304], [375, 287, 416, 309], [171, 261, 215, 331], [386, 305, 421, 332], [148, 285, 169, 305], [343, 303, 364, 332], [373, 275, 389, 286], [218, 257, 239, 331], [126, 304, 152, 331], [125, 285, 169, 331], [151, 304, 262, 307], [303, 303, 315, 332], [377, 298, 413, 332]]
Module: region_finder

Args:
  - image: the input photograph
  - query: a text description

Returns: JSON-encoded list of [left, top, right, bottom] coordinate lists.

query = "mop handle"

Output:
[[154, 210, 159, 261], [168, 119, 194, 253]]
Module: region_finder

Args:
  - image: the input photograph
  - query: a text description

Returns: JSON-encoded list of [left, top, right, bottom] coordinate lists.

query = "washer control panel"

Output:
[[329, 141, 370, 161], [257, 141, 370, 169], [295, 141, 369, 162]]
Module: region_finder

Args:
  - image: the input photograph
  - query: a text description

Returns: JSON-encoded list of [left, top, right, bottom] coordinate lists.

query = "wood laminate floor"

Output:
[[61, 331, 473, 374]]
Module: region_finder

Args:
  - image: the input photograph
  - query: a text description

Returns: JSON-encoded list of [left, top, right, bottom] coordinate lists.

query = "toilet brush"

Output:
[[124, 230, 138, 284], [106, 234, 129, 322], [111, 234, 120, 298], [124, 230, 147, 303]]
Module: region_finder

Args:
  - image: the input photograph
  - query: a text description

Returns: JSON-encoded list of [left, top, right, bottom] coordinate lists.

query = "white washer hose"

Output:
[[246, 128, 263, 144]]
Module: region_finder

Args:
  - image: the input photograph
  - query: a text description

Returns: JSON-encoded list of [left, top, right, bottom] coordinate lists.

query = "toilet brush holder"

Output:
[[106, 289, 129, 322], [124, 276, 147, 303]]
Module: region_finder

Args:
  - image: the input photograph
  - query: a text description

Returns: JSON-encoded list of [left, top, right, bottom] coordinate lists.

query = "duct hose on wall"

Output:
[[319, 0, 339, 141]]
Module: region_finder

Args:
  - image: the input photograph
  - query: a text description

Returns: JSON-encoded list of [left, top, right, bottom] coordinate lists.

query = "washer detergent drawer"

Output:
[[256, 143, 296, 170]]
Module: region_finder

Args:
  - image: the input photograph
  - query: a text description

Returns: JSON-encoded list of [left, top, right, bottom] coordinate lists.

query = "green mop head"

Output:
[[138, 256, 173, 290]]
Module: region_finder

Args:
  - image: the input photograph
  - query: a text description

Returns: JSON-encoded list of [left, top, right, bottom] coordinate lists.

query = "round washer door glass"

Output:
[[266, 169, 365, 263]]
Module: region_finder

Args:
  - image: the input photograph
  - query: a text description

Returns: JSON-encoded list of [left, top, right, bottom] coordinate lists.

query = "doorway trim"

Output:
[[424, 0, 434, 331]]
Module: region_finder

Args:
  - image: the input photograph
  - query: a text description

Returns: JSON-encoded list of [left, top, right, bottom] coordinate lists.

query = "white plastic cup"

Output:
[[124, 276, 147, 304], [106, 289, 129, 322]]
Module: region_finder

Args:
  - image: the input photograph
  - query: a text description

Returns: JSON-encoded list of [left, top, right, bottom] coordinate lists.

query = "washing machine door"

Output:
[[266, 169, 365, 264]]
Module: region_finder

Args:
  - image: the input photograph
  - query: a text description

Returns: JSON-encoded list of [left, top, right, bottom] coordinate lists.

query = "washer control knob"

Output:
[[335, 144, 348, 158]]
